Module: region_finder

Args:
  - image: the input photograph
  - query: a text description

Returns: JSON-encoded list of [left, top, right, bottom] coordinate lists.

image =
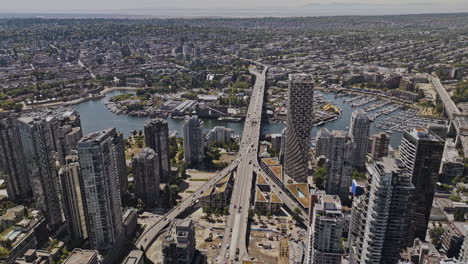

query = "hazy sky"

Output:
[[1, 0, 468, 16]]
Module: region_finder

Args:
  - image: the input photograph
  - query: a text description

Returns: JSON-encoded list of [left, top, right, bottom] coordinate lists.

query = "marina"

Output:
[[74, 89, 444, 149]]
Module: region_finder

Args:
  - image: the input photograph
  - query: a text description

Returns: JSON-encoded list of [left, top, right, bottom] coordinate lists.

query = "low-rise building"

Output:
[[62, 249, 99, 264], [199, 173, 234, 210], [162, 220, 195, 264], [123, 208, 138, 240], [440, 139, 465, 182], [121, 250, 144, 264], [441, 222, 468, 258]]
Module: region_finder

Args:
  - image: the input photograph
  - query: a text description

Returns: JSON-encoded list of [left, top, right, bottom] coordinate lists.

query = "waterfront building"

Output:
[[368, 132, 390, 160], [0, 113, 31, 202], [183, 116, 204, 164], [305, 194, 344, 264], [325, 130, 353, 203], [359, 158, 414, 264], [132, 148, 161, 208], [144, 118, 171, 182], [205, 126, 233, 144], [162, 219, 196, 264], [284, 74, 314, 183], [59, 153, 88, 241], [349, 110, 371, 170], [77, 128, 124, 251], [400, 128, 444, 244]]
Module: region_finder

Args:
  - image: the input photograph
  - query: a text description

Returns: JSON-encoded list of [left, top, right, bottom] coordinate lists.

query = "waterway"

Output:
[[74, 90, 403, 148]]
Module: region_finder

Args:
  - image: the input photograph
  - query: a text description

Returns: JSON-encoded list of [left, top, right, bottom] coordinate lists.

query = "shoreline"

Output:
[[24, 87, 141, 109]]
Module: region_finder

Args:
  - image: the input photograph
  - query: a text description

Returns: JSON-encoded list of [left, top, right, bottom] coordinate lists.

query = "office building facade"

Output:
[[284, 74, 314, 182], [144, 118, 171, 182], [78, 128, 124, 251], [400, 128, 444, 244]]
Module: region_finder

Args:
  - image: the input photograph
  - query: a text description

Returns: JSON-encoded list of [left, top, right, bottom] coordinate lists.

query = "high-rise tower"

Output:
[[132, 148, 161, 208], [359, 158, 414, 264], [399, 128, 444, 244], [0, 113, 31, 202], [144, 118, 171, 182], [284, 74, 314, 182], [183, 116, 204, 164], [59, 153, 88, 241], [325, 130, 353, 203], [305, 194, 344, 264], [349, 110, 371, 170], [78, 128, 124, 251], [18, 113, 65, 228]]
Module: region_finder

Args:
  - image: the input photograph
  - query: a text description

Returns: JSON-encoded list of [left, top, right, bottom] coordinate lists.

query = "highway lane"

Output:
[[218, 66, 267, 263], [136, 64, 267, 254], [135, 161, 239, 251], [428, 74, 460, 119]]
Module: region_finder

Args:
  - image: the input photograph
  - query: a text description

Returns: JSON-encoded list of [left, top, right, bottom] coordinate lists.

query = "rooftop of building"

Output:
[[331, 130, 347, 137], [270, 190, 282, 204], [255, 188, 268, 202], [270, 165, 283, 181], [145, 117, 168, 126], [257, 174, 267, 185], [262, 157, 280, 166], [450, 221, 468, 236], [62, 249, 97, 264], [286, 184, 310, 208], [288, 73, 314, 82], [122, 250, 144, 264], [406, 127, 441, 142], [78, 128, 115, 146], [133, 147, 156, 160], [317, 195, 342, 213]]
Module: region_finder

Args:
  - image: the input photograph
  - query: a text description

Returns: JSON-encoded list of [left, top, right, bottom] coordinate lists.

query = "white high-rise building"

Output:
[[349, 110, 371, 170], [305, 194, 344, 264], [205, 126, 233, 144], [284, 74, 314, 182], [359, 157, 414, 264], [78, 128, 124, 251], [183, 116, 204, 164]]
